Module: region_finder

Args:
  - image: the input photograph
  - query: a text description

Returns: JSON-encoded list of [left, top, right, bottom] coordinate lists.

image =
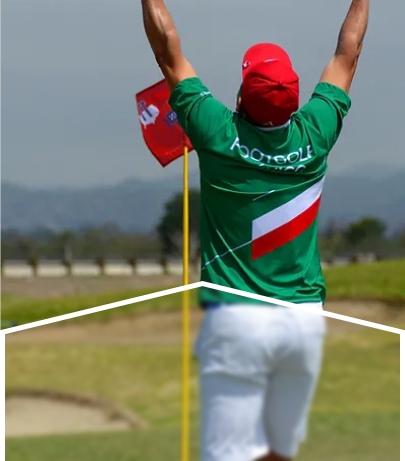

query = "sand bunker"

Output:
[[6, 301, 404, 437], [5, 390, 145, 438]]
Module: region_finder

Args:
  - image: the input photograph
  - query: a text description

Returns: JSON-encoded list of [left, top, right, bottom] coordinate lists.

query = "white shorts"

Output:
[[194, 303, 326, 461]]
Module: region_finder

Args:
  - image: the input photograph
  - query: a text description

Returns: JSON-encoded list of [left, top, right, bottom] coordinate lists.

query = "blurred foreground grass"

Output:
[[324, 259, 405, 302], [5, 323, 400, 461], [1, 288, 195, 327]]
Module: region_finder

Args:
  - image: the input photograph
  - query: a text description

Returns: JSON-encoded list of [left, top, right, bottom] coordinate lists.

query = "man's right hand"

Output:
[[320, 0, 370, 94]]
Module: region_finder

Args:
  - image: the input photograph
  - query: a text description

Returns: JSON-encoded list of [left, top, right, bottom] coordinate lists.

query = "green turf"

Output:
[[2, 260, 405, 328], [4, 413, 400, 461], [324, 259, 405, 302], [5, 324, 400, 461], [6, 343, 200, 426], [6, 427, 199, 461], [1, 287, 197, 327]]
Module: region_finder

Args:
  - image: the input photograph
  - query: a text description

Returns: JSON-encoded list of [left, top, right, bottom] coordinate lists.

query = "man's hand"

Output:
[[320, 0, 369, 93], [141, 0, 197, 90]]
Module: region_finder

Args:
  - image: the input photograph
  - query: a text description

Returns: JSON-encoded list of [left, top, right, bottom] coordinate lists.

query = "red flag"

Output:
[[135, 80, 193, 167]]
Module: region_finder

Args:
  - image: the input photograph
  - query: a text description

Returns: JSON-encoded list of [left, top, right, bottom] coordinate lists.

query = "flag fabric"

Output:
[[251, 178, 324, 260], [135, 79, 193, 167]]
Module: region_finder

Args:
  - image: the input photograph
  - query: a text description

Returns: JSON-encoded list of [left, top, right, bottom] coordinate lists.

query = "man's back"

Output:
[[169, 78, 351, 305], [142, 1, 369, 459]]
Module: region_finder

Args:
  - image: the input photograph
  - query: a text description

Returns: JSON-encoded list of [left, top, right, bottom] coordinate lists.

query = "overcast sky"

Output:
[[2, 0, 404, 188]]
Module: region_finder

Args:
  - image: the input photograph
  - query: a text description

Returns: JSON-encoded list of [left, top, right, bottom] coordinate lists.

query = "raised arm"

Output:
[[320, 0, 369, 93], [141, 0, 197, 90]]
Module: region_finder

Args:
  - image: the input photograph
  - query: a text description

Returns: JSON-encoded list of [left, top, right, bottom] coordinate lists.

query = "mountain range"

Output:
[[2, 165, 405, 233]]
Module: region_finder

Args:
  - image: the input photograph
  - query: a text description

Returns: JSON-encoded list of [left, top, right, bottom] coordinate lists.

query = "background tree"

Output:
[[58, 230, 75, 275], [319, 219, 344, 263], [127, 257, 138, 275], [95, 256, 106, 276], [156, 190, 201, 265], [79, 226, 111, 259], [159, 254, 170, 275], [1, 226, 161, 261], [28, 256, 40, 276], [344, 217, 387, 250], [396, 226, 405, 249], [14, 235, 40, 276]]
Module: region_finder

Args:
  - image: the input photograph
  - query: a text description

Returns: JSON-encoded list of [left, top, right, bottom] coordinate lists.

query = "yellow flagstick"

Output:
[[181, 145, 190, 461]]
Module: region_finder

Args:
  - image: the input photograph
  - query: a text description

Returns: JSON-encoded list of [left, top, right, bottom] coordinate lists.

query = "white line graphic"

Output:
[[252, 190, 276, 202], [2, 282, 404, 336], [201, 240, 252, 271]]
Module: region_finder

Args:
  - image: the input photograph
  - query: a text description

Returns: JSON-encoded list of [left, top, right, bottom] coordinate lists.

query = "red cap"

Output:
[[241, 43, 299, 127]]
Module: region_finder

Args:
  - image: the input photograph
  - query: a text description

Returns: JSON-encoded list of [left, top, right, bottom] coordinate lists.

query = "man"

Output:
[[141, 1, 369, 460]]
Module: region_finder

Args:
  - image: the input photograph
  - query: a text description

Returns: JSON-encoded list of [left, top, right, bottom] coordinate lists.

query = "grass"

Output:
[[5, 427, 200, 461], [5, 322, 400, 461], [6, 343, 200, 426], [1, 287, 197, 327], [2, 259, 405, 328], [4, 414, 399, 461], [324, 259, 405, 303]]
